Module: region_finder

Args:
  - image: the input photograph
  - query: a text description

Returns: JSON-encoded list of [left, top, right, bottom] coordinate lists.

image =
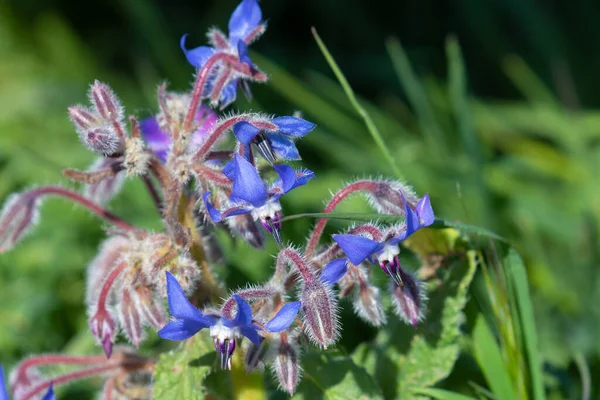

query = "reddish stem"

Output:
[[193, 164, 232, 188], [276, 248, 315, 282], [221, 287, 277, 319], [210, 68, 234, 104], [97, 261, 127, 312], [305, 181, 379, 257], [20, 363, 122, 400]]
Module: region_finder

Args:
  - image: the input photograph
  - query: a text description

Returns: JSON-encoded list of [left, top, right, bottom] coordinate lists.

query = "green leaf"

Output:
[[294, 348, 384, 400], [472, 315, 517, 400], [153, 335, 215, 399], [414, 388, 478, 400], [352, 230, 477, 399], [504, 249, 546, 400]]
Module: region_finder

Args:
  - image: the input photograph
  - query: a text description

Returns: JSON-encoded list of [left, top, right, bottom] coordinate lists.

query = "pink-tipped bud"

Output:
[[272, 335, 302, 396], [367, 180, 419, 215], [118, 288, 144, 348], [84, 126, 123, 156], [301, 278, 339, 349], [68, 105, 101, 131], [0, 192, 41, 253], [89, 80, 124, 123], [89, 309, 117, 358], [390, 270, 426, 327]]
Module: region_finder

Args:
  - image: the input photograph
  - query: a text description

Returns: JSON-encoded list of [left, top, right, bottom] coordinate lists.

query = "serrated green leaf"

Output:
[[352, 228, 477, 399], [294, 348, 383, 400], [472, 315, 517, 400], [153, 335, 215, 400]]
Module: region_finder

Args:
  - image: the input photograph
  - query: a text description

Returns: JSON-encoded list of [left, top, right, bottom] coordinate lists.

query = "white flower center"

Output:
[[251, 200, 282, 222], [376, 243, 400, 264]]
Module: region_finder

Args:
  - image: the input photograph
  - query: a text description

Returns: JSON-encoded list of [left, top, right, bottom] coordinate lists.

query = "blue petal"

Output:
[[221, 206, 252, 219], [224, 294, 253, 328], [203, 192, 223, 222], [320, 259, 348, 285], [272, 164, 297, 193], [268, 133, 301, 160], [272, 116, 316, 137], [228, 0, 262, 44], [229, 154, 268, 207], [237, 40, 254, 68], [158, 319, 208, 341], [402, 194, 420, 237], [266, 301, 301, 332], [0, 365, 8, 400], [165, 272, 212, 325], [180, 34, 214, 69], [41, 383, 56, 400], [140, 117, 170, 163], [233, 121, 261, 145], [416, 193, 435, 227], [240, 326, 263, 345], [332, 234, 383, 265], [219, 79, 238, 109]]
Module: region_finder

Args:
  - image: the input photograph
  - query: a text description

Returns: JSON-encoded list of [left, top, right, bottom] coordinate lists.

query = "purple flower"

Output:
[[203, 154, 315, 243], [140, 105, 217, 162], [233, 116, 316, 162], [159, 272, 300, 369], [180, 0, 264, 108], [332, 194, 434, 285], [0, 364, 55, 400]]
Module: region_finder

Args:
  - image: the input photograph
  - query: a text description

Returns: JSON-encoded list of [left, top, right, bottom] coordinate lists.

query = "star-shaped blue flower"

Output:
[[180, 0, 264, 108], [159, 272, 301, 369], [203, 154, 315, 243], [332, 194, 434, 285], [233, 117, 316, 162], [1, 364, 55, 400]]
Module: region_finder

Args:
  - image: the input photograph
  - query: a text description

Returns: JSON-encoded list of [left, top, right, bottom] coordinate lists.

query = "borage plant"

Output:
[[0, 1, 466, 399]]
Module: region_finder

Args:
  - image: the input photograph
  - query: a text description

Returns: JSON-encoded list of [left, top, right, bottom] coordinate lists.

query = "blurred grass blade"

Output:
[[446, 36, 481, 165], [502, 55, 558, 107], [415, 388, 478, 400], [473, 315, 517, 400], [505, 249, 546, 400], [386, 37, 444, 151], [311, 27, 404, 180]]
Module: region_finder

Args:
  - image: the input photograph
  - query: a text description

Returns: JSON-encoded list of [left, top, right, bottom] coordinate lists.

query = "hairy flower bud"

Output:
[[272, 334, 302, 396], [89, 308, 118, 358], [225, 213, 265, 248], [364, 180, 419, 215], [300, 277, 339, 348], [244, 340, 271, 373], [89, 80, 124, 123], [390, 270, 426, 326], [0, 192, 41, 253], [353, 284, 386, 327], [118, 288, 145, 347]]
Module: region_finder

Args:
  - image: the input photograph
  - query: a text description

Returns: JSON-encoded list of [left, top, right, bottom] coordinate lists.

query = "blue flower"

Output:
[[1, 364, 55, 400], [180, 0, 264, 108], [319, 258, 349, 285], [203, 154, 315, 243], [332, 194, 434, 285], [159, 272, 300, 369], [233, 116, 316, 162]]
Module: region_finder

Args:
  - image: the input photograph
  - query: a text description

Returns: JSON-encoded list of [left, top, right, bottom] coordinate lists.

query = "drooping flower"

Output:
[[180, 0, 266, 108], [332, 194, 434, 285], [140, 104, 217, 163], [159, 272, 300, 369], [1, 364, 55, 400], [232, 117, 316, 163], [203, 154, 315, 243]]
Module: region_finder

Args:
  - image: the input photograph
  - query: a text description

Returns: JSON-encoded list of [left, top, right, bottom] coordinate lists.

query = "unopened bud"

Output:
[[390, 270, 426, 327], [80, 125, 123, 156], [225, 213, 265, 248], [0, 192, 41, 253], [272, 335, 302, 396], [300, 278, 339, 348], [89, 309, 117, 358], [353, 284, 386, 327], [367, 180, 419, 215], [135, 286, 167, 329], [90, 80, 124, 123], [245, 340, 271, 373], [68, 105, 101, 132]]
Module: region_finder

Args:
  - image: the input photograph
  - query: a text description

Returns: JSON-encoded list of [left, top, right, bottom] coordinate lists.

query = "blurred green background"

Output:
[[0, 0, 599, 398]]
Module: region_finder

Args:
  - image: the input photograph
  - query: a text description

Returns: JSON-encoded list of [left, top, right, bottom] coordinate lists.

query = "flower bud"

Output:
[[366, 180, 419, 215], [272, 334, 302, 396], [68, 105, 101, 132], [300, 277, 339, 348], [225, 213, 265, 248], [244, 340, 271, 373], [353, 284, 386, 327], [390, 269, 426, 327], [0, 191, 42, 253], [89, 80, 124, 123], [89, 308, 118, 358], [135, 286, 167, 329]]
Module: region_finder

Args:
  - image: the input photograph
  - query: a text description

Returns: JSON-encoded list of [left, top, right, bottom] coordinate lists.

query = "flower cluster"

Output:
[[0, 0, 437, 398]]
